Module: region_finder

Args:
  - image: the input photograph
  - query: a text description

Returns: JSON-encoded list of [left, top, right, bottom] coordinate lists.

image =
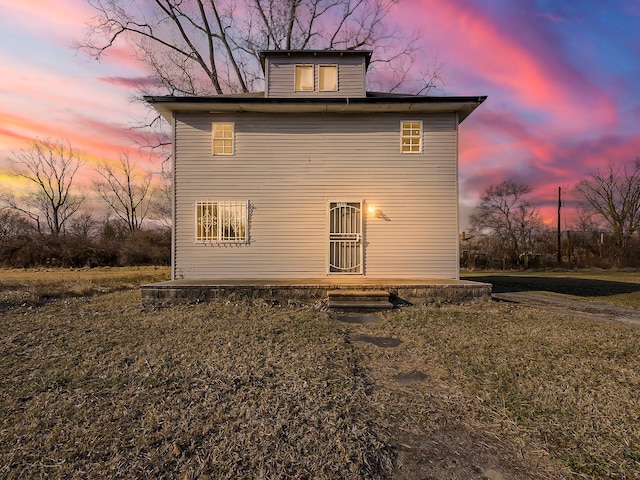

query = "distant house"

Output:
[[145, 50, 486, 295]]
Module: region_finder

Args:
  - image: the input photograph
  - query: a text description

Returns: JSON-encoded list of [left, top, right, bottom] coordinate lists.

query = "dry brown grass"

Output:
[[1, 269, 639, 478], [0, 266, 170, 309], [1, 290, 392, 479], [361, 301, 640, 478]]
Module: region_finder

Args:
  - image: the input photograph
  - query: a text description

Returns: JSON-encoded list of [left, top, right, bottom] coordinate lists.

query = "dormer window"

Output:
[[295, 65, 314, 91], [319, 65, 337, 91], [294, 64, 338, 92]]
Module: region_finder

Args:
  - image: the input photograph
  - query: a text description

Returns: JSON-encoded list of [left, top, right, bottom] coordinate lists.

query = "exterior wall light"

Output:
[[367, 206, 385, 218]]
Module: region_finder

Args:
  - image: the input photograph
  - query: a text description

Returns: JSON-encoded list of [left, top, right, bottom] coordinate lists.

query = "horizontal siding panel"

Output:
[[173, 111, 460, 280], [266, 55, 365, 98]]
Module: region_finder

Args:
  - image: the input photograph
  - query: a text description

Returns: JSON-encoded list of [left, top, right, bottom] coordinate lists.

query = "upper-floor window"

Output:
[[401, 121, 422, 153], [195, 200, 248, 243], [212, 122, 234, 155], [319, 65, 338, 91], [295, 65, 314, 91]]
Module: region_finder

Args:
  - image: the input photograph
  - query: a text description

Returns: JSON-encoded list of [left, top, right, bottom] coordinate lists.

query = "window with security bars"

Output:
[[401, 121, 422, 153], [212, 122, 234, 155], [195, 201, 248, 243]]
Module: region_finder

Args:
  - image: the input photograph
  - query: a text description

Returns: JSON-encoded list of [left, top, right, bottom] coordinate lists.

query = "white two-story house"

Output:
[[145, 50, 486, 297]]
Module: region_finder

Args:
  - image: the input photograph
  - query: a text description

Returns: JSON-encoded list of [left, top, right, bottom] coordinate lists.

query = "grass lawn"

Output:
[[1, 268, 639, 478], [0, 266, 170, 309]]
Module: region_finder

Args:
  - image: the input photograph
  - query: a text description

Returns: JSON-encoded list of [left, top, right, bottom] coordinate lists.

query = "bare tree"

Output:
[[94, 153, 155, 232], [76, 0, 434, 96], [0, 208, 33, 242], [149, 167, 173, 228], [469, 180, 543, 264], [67, 212, 99, 239], [6, 139, 85, 237], [575, 159, 640, 256]]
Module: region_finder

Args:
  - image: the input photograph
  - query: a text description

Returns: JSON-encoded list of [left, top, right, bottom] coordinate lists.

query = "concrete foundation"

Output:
[[141, 278, 492, 307]]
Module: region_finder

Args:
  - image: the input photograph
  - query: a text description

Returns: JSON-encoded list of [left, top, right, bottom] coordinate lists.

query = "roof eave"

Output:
[[145, 95, 487, 123]]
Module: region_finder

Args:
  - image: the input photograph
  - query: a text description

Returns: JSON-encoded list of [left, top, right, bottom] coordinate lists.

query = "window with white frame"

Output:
[[212, 122, 234, 155], [401, 121, 422, 153], [295, 64, 314, 91], [195, 201, 248, 243], [319, 65, 337, 91]]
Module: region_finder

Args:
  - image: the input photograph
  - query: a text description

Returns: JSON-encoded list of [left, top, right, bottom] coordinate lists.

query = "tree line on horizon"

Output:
[[462, 158, 640, 269], [0, 138, 170, 268]]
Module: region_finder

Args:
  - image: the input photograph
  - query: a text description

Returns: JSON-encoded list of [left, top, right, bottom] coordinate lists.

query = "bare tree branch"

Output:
[[469, 180, 543, 262], [77, 0, 433, 96], [575, 159, 640, 254], [94, 152, 155, 232], [8, 139, 85, 237]]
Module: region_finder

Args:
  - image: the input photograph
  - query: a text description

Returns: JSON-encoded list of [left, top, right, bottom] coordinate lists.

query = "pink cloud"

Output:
[[0, 58, 150, 130], [0, 110, 83, 149], [460, 123, 640, 227], [0, 109, 165, 188], [90, 44, 151, 73], [98, 76, 157, 89], [395, 0, 617, 129], [0, 0, 95, 43], [0, 0, 148, 78]]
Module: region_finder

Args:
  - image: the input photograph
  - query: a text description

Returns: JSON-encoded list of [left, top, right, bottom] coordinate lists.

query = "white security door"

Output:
[[328, 201, 363, 274]]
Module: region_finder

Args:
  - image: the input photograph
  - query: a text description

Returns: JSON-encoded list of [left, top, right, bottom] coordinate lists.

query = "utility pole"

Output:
[[557, 186, 562, 264]]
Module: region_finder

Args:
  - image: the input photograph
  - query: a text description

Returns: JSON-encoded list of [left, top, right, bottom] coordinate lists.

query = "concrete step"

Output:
[[328, 290, 393, 311]]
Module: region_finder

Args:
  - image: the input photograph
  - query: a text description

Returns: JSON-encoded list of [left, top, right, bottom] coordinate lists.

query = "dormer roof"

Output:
[[258, 50, 372, 72]]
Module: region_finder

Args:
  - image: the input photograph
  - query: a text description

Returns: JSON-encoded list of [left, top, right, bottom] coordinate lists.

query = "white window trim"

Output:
[[319, 64, 338, 92], [212, 122, 235, 156], [195, 200, 248, 244], [400, 120, 423, 154], [294, 64, 314, 92]]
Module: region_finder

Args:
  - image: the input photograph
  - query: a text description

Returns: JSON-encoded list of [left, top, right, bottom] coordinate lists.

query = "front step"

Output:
[[328, 290, 393, 311]]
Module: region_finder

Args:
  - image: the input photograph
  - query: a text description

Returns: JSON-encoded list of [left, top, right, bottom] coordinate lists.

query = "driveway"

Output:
[[492, 290, 640, 327], [462, 273, 639, 327]]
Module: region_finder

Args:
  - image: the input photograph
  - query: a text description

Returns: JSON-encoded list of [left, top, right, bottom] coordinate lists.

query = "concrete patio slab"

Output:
[[141, 278, 492, 307]]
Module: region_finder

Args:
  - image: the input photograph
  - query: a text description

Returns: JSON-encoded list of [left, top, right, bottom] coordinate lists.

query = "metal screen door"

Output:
[[328, 201, 363, 274]]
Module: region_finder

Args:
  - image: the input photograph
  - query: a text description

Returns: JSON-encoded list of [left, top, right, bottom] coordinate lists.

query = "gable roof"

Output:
[[145, 92, 487, 123]]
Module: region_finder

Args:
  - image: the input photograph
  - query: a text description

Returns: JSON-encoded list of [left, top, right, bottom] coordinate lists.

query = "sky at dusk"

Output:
[[1, 0, 639, 229]]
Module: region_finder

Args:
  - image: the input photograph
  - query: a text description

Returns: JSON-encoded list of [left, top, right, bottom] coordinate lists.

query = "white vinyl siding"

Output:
[[266, 56, 365, 97], [319, 65, 338, 91], [173, 112, 459, 280], [212, 122, 234, 155], [195, 200, 248, 243], [295, 65, 314, 91], [401, 121, 422, 153]]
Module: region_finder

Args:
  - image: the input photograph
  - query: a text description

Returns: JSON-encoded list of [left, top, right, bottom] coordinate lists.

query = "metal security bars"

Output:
[[329, 201, 363, 274], [195, 201, 248, 243]]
